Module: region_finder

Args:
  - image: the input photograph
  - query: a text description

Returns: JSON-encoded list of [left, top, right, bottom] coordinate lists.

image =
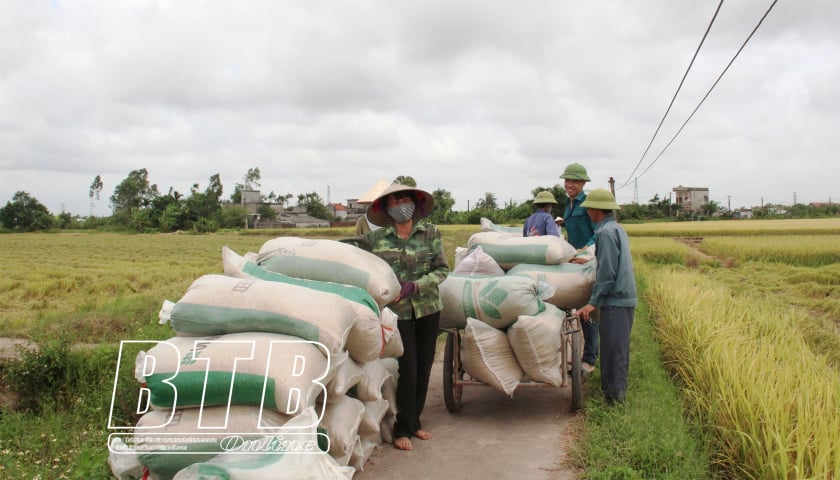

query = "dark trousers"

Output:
[[394, 311, 440, 439], [599, 306, 634, 404], [582, 308, 600, 365]]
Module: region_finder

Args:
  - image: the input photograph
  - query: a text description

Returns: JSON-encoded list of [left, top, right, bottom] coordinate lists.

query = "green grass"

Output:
[[570, 269, 713, 480]]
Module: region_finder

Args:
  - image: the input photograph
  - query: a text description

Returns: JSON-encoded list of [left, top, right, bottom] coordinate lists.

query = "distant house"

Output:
[[733, 208, 753, 219], [672, 185, 709, 214], [330, 203, 348, 220]]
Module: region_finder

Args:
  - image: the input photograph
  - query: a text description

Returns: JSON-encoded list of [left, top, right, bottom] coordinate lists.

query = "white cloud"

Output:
[[1, 0, 838, 215]]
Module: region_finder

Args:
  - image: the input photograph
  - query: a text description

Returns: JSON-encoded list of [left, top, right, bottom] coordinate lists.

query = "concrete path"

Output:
[[354, 351, 581, 480]]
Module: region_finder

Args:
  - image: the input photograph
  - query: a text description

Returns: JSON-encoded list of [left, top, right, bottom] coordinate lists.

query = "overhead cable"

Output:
[[619, 0, 724, 189], [633, 0, 780, 182]]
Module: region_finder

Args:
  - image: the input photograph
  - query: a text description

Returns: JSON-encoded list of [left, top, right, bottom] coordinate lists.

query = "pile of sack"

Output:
[[109, 237, 405, 480], [440, 226, 595, 397]]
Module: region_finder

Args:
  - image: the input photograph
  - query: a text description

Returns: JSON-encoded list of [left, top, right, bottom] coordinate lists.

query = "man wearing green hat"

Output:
[[522, 190, 561, 237], [576, 188, 637, 405], [559, 163, 598, 374]]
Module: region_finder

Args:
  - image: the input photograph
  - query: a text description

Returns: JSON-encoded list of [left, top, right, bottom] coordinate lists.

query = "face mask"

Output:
[[387, 202, 415, 223]]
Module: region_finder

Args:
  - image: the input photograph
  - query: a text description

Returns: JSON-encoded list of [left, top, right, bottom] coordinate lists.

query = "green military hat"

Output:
[[559, 163, 591, 181], [581, 188, 621, 210], [533, 190, 558, 205]]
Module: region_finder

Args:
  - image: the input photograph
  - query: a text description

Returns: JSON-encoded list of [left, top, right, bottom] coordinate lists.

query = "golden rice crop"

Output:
[[624, 217, 840, 237], [698, 235, 840, 267], [643, 265, 840, 479]]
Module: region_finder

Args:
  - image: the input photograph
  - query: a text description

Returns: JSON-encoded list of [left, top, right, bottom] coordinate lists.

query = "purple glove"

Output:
[[398, 280, 416, 300]]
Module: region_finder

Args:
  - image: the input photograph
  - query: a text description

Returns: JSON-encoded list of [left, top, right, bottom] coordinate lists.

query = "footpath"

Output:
[[355, 350, 581, 480]]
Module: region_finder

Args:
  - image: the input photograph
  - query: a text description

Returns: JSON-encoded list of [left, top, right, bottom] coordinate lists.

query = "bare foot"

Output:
[[394, 437, 413, 450], [413, 429, 432, 440]]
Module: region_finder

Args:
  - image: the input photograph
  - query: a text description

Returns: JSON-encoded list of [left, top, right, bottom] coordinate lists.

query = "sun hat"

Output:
[[533, 191, 558, 205], [559, 163, 591, 182], [554, 216, 563, 223], [580, 188, 621, 210], [357, 179, 391, 205], [367, 183, 435, 227]]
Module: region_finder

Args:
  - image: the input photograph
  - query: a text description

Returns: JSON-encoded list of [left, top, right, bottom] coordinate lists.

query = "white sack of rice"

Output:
[[380, 358, 399, 415], [467, 231, 577, 269], [256, 237, 400, 307], [223, 246, 384, 363], [110, 406, 291, 480], [160, 274, 356, 356], [137, 332, 329, 414], [439, 274, 546, 329], [379, 411, 396, 444], [326, 352, 363, 397], [453, 245, 505, 276], [349, 359, 393, 403], [506, 261, 595, 310], [379, 308, 404, 358], [170, 407, 354, 480], [479, 217, 523, 234], [460, 317, 523, 397], [129, 405, 292, 480], [507, 304, 565, 386], [349, 436, 380, 472], [358, 398, 389, 439], [321, 395, 365, 464]]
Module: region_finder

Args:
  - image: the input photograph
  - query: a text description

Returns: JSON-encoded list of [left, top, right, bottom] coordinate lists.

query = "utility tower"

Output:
[[633, 178, 639, 204]]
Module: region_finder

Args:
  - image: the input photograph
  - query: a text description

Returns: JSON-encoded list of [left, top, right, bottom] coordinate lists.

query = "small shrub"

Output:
[[1, 340, 73, 413]]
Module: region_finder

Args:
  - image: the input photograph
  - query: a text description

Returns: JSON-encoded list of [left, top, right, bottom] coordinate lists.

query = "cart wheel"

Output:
[[570, 327, 583, 412], [443, 331, 463, 412]]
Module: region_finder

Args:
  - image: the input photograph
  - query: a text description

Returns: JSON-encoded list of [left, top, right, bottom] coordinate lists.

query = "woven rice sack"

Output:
[[171, 407, 354, 480], [379, 308, 403, 358], [460, 317, 523, 397], [380, 358, 399, 415], [467, 231, 577, 269], [453, 245, 505, 276], [160, 274, 356, 356], [349, 359, 393, 403], [506, 261, 595, 310], [223, 247, 385, 362], [358, 399, 389, 439], [507, 304, 565, 386], [138, 332, 329, 414], [321, 395, 365, 464], [439, 274, 546, 329], [223, 246, 381, 316], [132, 405, 291, 480], [256, 237, 400, 307], [479, 217, 523, 234], [349, 435, 380, 472], [326, 353, 363, 397], [379, 411, 396, 444]]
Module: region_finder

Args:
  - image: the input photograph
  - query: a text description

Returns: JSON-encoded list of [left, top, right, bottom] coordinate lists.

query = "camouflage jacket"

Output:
[[366, 221, 449, 320]]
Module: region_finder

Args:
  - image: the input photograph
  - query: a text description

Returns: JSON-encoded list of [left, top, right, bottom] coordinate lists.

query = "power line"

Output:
[[633, 0, 780, 182], [619, 0, 724, 189]]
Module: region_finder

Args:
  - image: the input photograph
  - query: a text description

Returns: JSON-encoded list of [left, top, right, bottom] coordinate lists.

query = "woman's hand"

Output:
[[398, 280, 417, 301]]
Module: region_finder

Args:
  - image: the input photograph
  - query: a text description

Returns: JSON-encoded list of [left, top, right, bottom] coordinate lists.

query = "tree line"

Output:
[[1, 168, 837, 232]]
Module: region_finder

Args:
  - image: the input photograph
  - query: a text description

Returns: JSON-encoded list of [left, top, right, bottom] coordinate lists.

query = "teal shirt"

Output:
[[365, 221, 449, 320], [588, 215, 637, 308], [564, 191, 596, 249]]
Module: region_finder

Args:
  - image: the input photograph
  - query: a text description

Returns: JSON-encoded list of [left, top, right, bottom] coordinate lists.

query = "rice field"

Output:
[[633, 218, 840, 479], [1, 219, 838, 478]]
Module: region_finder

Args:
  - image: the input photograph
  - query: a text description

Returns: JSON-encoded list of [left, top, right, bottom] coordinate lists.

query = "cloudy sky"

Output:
[[1, 0, 837, 216]]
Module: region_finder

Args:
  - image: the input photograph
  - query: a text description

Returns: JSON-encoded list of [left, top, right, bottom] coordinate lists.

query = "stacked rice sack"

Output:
[[109, 237, 403, 480], [442, 231, 595, 398]]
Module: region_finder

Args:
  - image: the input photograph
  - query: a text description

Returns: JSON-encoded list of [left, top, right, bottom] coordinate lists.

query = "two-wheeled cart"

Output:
[[441, 309, 584, 412]]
